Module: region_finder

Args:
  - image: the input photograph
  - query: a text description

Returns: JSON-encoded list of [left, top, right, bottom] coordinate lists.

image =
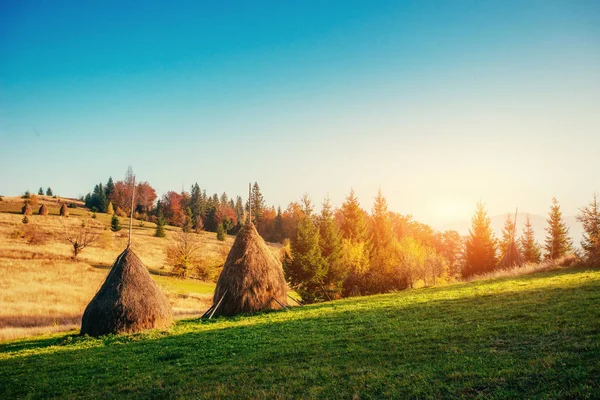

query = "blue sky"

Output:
[[1, 1, 599, 226]]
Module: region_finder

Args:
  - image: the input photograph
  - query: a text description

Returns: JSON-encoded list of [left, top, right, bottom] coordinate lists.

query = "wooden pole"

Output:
[[320, 283, 332, 302], [128, 176, 136, 248], [271, 297, 288, 311], [209, 290, 228, 319], [287, 294, 303, 306], [201, 304, 215, 319]]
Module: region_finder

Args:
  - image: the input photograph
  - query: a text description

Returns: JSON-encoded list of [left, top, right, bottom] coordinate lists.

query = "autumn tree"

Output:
[[339, 189, 368, 243], [438, 230, 463, 279], [273, 206, 284, 243], [61, 219, 101, 259], [318, 196, 345, 298], [577, 193, 600, 265], [367, 189, 396, 292], [162, 191, 185, 227], [135, 182, 157, 215], [544, 197, 573, 260], [339, 189, 370, 294], [182, 207, 193, 233], [106, 201, 114, 215], [167, 232, 201, 278], [463, 202, 497, 278]]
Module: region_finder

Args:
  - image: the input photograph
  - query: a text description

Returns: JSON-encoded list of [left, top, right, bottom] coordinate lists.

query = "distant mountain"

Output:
[[440, 213, 583, 249]]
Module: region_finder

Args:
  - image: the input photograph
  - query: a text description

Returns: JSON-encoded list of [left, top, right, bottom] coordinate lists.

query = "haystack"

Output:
[[59, 203, 69, 217], [499, 241, 523, 268], [38, 204, 48, 216], [21, 203, 32, 215], [211, 222, 288, 317], [80, 247, 173, 336]]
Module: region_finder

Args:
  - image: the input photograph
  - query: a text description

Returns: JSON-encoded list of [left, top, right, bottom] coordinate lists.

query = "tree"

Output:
[[339, 189, 368, 243], [46, 187, 53, 196], [438, 230, 463, 279], [463, 202, 497, 278], [38, 187, 44, 195], [544, 197, 573, 260], [155, 210, 166, 238], [318, 196, 345, 298], [249, 182, 266, 230], [499, 213, 517, 258], [216, 223, 226, 241], [167, 232, 201, 278], [161, 191, 185, 227], [110, 214, 122, 232], [135, 182, 157, 215], [106, 201, 114, 215], [367, 189, 396, 293], [520, 214, 541, 264], [577, 193, 600, 265], [22, 215, 29, 224], [273, 206, 284, 243], [61, 219, 100, 259], [104, 177, 115, 200], [182, 207, 193, 233], [286, 194, 327, 303]]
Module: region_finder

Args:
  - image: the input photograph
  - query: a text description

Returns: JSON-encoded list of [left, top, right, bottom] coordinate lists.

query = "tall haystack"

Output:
[[59, 203, 69, 217], [21, 203, 32, 215], [38, 204, 48, 216], [211, 222, 288, 317], [80, 247, 173, 336], [499, 241, 523, 268]]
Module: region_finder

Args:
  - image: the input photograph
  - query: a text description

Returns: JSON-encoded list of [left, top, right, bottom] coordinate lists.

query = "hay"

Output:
[[59, 203, 69, 217], [21, 204, 32, 215], [80, 247, 173, 336], [212, 223, 288, 317], [499, 241, 523, 268], [38, 204, 48, 216]]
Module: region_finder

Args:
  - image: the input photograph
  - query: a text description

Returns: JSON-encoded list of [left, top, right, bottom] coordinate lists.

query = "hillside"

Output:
[[1, 267, 599, 399]]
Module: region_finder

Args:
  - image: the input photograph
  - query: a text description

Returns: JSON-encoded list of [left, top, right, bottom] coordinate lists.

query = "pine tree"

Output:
[[105, 177, 115, 200], [38, 187, 44, 195], [340, 189, 368, 243], [155, 210, 166, 238], [249, 182, 265, 229], [463, 202, 497, 278], [577, 193, 600, 265], [182, 207, 193, 233], [367, 189, 396, 292], [216, 222, 226, 241], [46, 187, 53, 196], [520, 214, 541, 264], [110, 214, 122, 232], [318, 196, 345, 298], [287, 195, 327, 303], [273, 206, 284, 243], [106, 202, 114, 215], [544, 197, 573, 260], [499, 213, 516, 258]]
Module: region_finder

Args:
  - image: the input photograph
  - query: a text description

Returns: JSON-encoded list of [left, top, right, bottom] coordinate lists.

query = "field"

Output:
[[0, 266, 598, 399], [0, 197, 237, 340]]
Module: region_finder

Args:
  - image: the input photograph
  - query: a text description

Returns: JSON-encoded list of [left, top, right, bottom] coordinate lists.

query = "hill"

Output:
[[0, 267, 598, 398]]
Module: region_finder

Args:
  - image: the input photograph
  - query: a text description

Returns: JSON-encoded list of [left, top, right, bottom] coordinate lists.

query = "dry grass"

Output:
[[0, 210, 238, 341]]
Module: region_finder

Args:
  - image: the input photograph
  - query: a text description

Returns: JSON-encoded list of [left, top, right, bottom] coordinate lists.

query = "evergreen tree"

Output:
[[339, 189, 368, 243], [463, 202, 497, 278], [216, 222, 226, 241], [287, 195, 326, 303], [110, 214, 122, 232], [544, 197, 573, 260], [38, 187, 44, 195], [45, 187, 53, 196], [318, 196, 345, 298], [155, 210, 166, 238], [105, 177, 115, 200], [182, 207, 193, 233], [499, 213, 517, 258], [367, 189, 396, 292], [234, 196, 245, 230], [248, 182, 266, 229], [577, 193, 600, 265], [273, 206, 284, 243], [190, 183, 205, 231], [106, 201, 114, 215], [520, 214, 541, 264], [22, 215, 29, 224]]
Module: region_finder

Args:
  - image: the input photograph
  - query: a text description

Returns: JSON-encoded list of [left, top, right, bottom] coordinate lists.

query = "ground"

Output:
[[0, 266, 599, 399]]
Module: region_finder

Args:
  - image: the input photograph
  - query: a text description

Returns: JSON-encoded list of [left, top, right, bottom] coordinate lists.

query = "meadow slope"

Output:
[[1, 267, 599, 399]]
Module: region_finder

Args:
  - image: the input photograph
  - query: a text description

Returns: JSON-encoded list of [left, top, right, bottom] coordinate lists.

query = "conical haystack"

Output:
[[212, 223, 288, 317], [38, 204, 48, 216], [81, 247, 172, 336], [499, 241, 523, 268], [59, 203, 69, 217], [21, 203, 32, 215]]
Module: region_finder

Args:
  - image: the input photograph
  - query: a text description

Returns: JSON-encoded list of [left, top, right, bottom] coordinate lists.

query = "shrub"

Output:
[[23, 225, 50, 245], [22, 215, 29, 224], [216, 223, 226, 241]]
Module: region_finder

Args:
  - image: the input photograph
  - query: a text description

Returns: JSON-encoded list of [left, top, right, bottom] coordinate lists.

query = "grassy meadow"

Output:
[[0, 266, 598, 398], [0, 197, 237, 340]]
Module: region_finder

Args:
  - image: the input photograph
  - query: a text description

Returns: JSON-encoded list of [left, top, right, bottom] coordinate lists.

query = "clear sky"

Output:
[[1, 0, 599, 227]]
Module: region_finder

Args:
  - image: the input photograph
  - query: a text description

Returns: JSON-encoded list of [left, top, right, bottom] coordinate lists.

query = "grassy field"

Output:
[[1, 266, 598, 399]]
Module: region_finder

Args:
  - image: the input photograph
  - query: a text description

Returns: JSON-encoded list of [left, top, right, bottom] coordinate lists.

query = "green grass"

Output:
[[1, 267, 599, 399], [151, 274, 216, 295]]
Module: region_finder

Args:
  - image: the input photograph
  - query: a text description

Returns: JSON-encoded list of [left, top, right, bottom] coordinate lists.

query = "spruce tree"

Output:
[[499, 213, 517, 258], [520, 214, 541, 264], [38, 187, 44, 195], [274, 206, 284, 242], [46, 187, 53, 196], [110, 214, 122, 232], [577, 193, 600, 265], [216, 222, 226, 241], [250, 182, 265, 228], [155, 210, 166, 238], [287, 194, 327, 303], [318, 196, 345, 298], [463, 202, 497, 278], [182, 207, 193, 233], [340, 189, 368, 243], [544, 197, 573, 260], [105, 177, 115, 200], [367, 189, 396, 292], [106, 202, 114, 215]]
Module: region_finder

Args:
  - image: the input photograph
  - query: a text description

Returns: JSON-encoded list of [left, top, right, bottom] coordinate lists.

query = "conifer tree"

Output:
[[577, 193, 600, 265], [155, 210, 166, 238], [499, 213, 517, 258], [106, 202, 114, 215], [110, 214, 122, 232], [318, 196, 345, 297], [520, 214, 541, 264], [46, 187, 53, 196], [340, 189, 368, 243], [274, 206, 284, 243], [367, 189, 396, 292], [105, 177, 115, 200], [544, 197, 573, 260], [22, 215, 29, 224], [287, 194, 327, 303], [182, 207, 193, 233], [249, 182, 265, 228], [216, 222, 226, 241], [38, 187, 44, 195], [463, 202, 497, 278]]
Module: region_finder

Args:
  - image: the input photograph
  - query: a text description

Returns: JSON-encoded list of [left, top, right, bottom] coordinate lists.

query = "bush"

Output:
[[22, 215, 29, 224], [216, 223, 226, 241], [23, 225, 50, 245]]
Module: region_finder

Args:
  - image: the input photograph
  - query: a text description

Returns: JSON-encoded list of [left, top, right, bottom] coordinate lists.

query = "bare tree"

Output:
[[60, 218, 101, 259], [167, 231, 202, 278]]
